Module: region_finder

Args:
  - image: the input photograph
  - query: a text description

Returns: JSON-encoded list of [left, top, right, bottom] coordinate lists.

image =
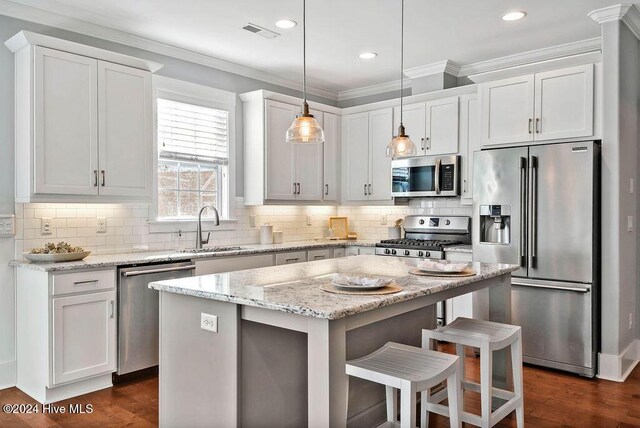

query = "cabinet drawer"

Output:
[[307, 249, 332, 261], [52, 269, 116, 296], [333, 248, 346, 258], [275, 251, 307, 265]]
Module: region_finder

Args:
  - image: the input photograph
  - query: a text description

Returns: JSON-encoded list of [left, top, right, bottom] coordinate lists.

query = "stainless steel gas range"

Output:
[[375, 215, 472, 327], [375, 216, 472, 260]]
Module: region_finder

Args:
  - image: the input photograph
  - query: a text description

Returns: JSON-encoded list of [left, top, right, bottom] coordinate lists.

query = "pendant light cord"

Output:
[[303, 0, 307, 106], [400, 0, 404, 126]]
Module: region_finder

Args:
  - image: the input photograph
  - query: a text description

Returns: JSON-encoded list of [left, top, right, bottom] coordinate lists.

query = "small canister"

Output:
[[260, 224, 274, 244], [272, 231, 284, 244], [388, 226, 402, 239]]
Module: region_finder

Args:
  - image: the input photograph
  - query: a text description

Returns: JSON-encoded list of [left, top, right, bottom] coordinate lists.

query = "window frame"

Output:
[[150, 76, 237, 233]]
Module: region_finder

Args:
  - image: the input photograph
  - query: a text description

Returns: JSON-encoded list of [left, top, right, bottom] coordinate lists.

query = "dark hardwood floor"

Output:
[[1, 348, 639, 427]]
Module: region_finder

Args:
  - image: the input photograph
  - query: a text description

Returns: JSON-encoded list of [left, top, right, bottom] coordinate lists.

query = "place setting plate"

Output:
[[409, 260, 476, 278], [321, 275, 403, 295]]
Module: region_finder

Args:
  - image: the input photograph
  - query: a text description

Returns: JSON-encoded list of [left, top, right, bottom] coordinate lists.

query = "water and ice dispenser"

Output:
[[479, 205, 511, 244]]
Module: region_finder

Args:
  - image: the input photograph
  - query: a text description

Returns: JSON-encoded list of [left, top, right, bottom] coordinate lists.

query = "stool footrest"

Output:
[[462, 380, 516, 401]]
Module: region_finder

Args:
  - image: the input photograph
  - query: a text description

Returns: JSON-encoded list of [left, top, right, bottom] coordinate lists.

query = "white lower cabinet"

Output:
[[275, 251, 308, 265], [52, 291, 116, 385], [345, 246, 375, 256], [444, 252, 474, 324], [16, 268, 117, 403]]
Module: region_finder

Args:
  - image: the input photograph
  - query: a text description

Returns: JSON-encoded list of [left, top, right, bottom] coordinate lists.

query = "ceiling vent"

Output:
[[242, 23, 280, 39]]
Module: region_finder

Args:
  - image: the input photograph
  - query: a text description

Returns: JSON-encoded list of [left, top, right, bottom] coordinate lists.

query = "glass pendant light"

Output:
[[286, 0, 325, 144], [386, 0, 417, 157]]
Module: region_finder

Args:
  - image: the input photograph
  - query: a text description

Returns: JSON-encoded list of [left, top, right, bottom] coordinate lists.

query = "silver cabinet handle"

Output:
[[364, 184, 367, 196], [74, 279, 98, 285], [109, 300, 115, 318], [535, 118, 540, 134], [313, 255, 326, 259], [297, 183, 301, 195], [420, 137, 425, 151], [293, 183, 297, 195], [325, 184, 329, 195], [93, 170, 98, 187], [368, 184, 372, 195], [528, 119, 533, 134], [463, 179, 467, 194], [121, 264, 196, 277], [425, 136, 430, 151], [434, 158, 441, 194], [528, 156, 538, 269], [101, 170, 106, 187], [519, 157, 527, 268], [285, 258, 299, 262]]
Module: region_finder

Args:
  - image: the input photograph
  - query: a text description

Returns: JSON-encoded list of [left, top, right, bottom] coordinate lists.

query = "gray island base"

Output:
[[149, 255, 519, 428]]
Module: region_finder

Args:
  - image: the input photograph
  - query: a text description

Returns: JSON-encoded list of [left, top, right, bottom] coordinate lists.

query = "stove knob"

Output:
[[384, 249, 391, 255], [445, 220, 451, 225], [425, 251, 431, 258], [419, 219, 425, 225], [418, 251, 424, 257], [391, 249, 397, 255], [404, 250, 410, 256]]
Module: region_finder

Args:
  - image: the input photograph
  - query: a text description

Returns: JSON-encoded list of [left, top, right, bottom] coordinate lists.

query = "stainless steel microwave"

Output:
[[391, 155, 460, 198]]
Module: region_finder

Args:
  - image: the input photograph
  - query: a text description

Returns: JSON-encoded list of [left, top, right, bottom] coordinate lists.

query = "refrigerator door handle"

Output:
[[519, 157, 527, 267], [528, 156, 538, 269], [512, 280, 590, 293]]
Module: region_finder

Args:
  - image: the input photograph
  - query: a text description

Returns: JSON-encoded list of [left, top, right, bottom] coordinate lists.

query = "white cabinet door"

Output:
[[343, 112, 370, 201], [534, 64, 594, 141], [34, 46, 98, 195], [368, 108, 393, 201], [97, 61, 152, 197], [295, 110, 323, 201], [459, 94, 479, 204], [265, 100, 297, 200], [393, 102, 426, 155], [52, 291, 116, 385], [323, 112, 340, 201], [425, 97, 459, 155], [480, 75, 534, 146]]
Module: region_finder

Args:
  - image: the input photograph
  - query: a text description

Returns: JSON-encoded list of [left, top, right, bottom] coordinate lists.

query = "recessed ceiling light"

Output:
[[502, 11, 526, 21], [275, 19, 297, 29], [359, 52, 378, 60]]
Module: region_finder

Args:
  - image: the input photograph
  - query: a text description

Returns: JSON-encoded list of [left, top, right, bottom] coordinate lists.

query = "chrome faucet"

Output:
[[196, 204, 220, 249]]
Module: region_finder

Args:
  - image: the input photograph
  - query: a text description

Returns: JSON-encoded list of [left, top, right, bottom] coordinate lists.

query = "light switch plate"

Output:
[[306, 214, 312, 226], [201, 313, 218, 333], [249, 215, 256, 228], [97, 217, 107, 233], [0, 214, 15, 237], [41, 217, 52, 235]]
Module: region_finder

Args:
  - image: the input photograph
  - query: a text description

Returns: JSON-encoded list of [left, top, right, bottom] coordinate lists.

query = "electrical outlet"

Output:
[[201, 313, 218, 333], [97, 217, 107, 233], [380, 215, 387, 225], [41, 217, 52, 235], [629, 313, 633, 330], [0, 215, 15, 236], [249, 215, 256, 228], [306, 214, 312, 226], [628, 216, 634, 232]]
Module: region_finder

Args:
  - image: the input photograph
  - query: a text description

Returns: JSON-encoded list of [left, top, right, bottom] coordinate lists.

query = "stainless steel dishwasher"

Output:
[[117, 261, 195, 375]]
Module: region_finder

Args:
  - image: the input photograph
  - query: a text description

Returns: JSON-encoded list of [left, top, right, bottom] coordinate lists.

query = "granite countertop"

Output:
[[149, 255, 518, 320], [10, 240, 378, 272], [444, 244, 472, 253]]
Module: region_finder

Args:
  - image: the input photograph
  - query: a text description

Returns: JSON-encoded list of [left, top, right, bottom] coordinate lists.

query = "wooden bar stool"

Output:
[[346, 342, 462, 428], [421, 317, 524, 428]]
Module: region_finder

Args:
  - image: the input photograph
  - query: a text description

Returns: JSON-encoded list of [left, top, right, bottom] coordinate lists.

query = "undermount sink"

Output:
[[178, 246, 244, 254]]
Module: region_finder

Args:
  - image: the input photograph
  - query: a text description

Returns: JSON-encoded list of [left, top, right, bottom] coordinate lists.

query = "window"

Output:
[[157, 98, 229, 220]]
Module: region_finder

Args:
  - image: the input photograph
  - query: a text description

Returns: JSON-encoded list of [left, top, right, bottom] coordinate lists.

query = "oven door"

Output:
[[391, 155, 459, 197]]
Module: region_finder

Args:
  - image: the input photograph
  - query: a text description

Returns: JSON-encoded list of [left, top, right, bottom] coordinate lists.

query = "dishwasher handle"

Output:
[[121, 264, 196, 277]]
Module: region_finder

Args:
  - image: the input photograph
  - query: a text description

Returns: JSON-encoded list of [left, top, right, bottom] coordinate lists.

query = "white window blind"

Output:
[[158, 98, 229, 164]]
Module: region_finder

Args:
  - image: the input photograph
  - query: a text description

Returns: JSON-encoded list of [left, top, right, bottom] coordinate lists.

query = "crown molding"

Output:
[[0, 0, 339, 100], [622, 4, 640, 40], [337, 79, 409, 101], [589, 4, 640, 40], [403, 60, 461, 79]]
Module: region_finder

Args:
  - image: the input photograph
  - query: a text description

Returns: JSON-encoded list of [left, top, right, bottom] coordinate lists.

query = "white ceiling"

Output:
[[5, 0, 628, 94]]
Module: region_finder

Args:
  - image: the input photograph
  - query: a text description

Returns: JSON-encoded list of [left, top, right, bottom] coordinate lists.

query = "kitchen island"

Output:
[[150, 255, 518, 428]]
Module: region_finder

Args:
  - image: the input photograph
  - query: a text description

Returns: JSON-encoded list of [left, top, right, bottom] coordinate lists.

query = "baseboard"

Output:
[[0, 360, 17, 389], [597, 339, 640, 382]]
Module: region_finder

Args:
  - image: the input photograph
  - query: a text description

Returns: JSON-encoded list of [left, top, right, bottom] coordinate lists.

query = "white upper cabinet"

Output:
[[9, 32, 161, 202], [459, 93, 480, 205], [34, 47, 99, 196], [480, 64, 594, 146], [393, 102, 426, 155], [322, 112, 340, 201], [241, 90, 340, 205], [265, 100, 297, 200], [480, 75, 535, 145], [534, 65, 594, 141], [424, 96, 459, 155], [98, 61, 152, 197], [343, 108, 393, 202]]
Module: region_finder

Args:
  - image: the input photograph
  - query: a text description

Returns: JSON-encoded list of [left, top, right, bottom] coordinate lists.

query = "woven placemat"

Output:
[[409, 268, 476, 278], [320, 282, 403, 295]]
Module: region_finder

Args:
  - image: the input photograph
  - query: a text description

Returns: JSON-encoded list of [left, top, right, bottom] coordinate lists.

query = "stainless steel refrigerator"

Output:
[[473, 141, 599, 377]]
